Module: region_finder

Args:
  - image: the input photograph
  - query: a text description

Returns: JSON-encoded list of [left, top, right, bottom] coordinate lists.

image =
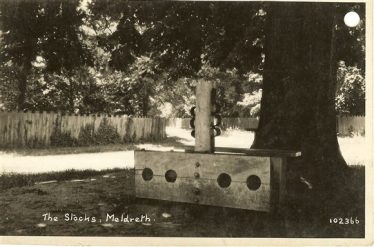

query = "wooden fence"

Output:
[[336, 115, 365, 136], [0, 111, 167, 148], [0, 113, 364, 148], [167, 116, 365, 136], [167, 118, 259, 130]]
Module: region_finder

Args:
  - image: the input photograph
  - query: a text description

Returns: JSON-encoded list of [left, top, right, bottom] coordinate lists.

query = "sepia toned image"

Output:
[[0, 0, 371, 244]]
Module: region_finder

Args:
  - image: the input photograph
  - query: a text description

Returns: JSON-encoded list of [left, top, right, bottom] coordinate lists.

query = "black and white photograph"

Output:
[[0, 0, 372, 244]]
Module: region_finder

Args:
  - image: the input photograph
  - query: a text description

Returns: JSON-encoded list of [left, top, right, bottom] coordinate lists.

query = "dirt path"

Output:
[[0, 151, 134, 174], [0, 128, 254, 174], [0, 128, 366, 174]]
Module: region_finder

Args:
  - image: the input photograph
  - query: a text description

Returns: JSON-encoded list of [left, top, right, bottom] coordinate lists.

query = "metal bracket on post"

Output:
[[134, 77, 300, 214]]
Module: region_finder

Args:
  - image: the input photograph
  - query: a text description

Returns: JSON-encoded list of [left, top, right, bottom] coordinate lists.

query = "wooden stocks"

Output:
[[195, 80, 215, 153]]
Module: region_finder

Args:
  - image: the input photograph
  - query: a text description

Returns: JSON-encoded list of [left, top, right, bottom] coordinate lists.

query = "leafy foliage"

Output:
[[77, 123, 96, 146], [50, 126, 77, 147], [0, 64, 19, 110], [0, 1, 43, 110], [94, 118, 121, 144], [335, 62, 365, 115], [335, 4, 365, 70], [237, 89, 262, 117], [97, 1, 265, 77], [51, 118, 121, 147], [0, 1, 366, 117], [0, 1, 41, 69], [0, 0, 92, 112]]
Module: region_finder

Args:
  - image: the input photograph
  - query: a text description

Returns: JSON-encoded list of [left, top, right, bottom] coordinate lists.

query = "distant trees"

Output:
[[0, 0, 93, 112], [0, 1, 42, 110], [0, 1, 365, 118], [335, 62, 365, 115], [334, 3, 365, 116], [87, 1, 265, 117], [87, 1, 365, 117]]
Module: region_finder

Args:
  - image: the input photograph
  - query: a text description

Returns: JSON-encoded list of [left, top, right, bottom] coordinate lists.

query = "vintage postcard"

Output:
[[0, 0, 372, 246]]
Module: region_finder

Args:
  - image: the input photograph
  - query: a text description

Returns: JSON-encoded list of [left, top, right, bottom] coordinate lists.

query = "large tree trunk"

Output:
[[252, 3, 347, 191]]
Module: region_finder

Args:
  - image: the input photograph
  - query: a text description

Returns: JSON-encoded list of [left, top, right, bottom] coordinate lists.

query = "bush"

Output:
[[50, 131, 77, 147], [335, 62, 365, 115], [51, 118, 122, 147], [77, 124, 95, 146], [77, 118, 122, 146], [93, 118, 121, 145]]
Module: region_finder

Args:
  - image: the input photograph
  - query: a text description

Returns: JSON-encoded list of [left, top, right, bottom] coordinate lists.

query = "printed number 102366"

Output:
[[329, 217, 360, 224]]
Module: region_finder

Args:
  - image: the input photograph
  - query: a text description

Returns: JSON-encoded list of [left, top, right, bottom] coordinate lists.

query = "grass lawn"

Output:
[[0, 137, 182, 156], [0, 166, 365, 237], [0, 129, 366, 237]]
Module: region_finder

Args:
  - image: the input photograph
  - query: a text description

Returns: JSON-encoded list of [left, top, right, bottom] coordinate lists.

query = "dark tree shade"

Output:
[[41, 0, 93, 73], [0, 0, 93, 112], [0, 1, 43, 110], [335, 3, 365, 70], [93, 1, 264, 77]]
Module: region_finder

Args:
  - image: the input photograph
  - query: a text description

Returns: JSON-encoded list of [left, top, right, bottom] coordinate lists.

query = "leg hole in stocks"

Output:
[[142, 168, 153, 181], [246, 175, 261, 191], [217, 173, 231, 188], [165, 169, 177, 183]]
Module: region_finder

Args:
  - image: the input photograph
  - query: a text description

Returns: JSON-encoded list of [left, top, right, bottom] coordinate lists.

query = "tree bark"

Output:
[[142, 79, 148, 117], [252, 3, 347, 190], [68, 77, 75, 113]]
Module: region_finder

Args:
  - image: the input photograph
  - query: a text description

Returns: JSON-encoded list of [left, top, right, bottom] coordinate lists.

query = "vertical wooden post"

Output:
[[195, 80, 215, 153]]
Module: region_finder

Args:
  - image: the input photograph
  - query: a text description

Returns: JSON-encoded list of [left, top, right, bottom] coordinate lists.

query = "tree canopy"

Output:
[[0, 1, 365, 117]]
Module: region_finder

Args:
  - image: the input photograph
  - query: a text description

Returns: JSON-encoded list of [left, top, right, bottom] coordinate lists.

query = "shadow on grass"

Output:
[[0, 144, 137, 156], [281, 165, 365, 237], [0, 136, 190, 156], [0, 166, 365, 237], [0, 168, 129, 191], [139, 136, 192, 148], [99, 165, 365, 237]]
